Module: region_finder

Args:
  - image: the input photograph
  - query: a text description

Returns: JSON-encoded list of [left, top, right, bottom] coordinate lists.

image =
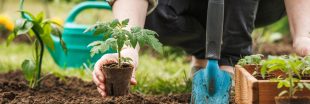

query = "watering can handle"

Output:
[[66, 1, 112, 23], [205, 0, 224, 60]]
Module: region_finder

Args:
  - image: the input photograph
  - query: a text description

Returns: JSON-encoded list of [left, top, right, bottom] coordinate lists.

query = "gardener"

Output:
[[93, 0, 310, 97]]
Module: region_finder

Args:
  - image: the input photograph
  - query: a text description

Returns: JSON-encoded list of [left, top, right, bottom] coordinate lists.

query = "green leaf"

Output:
[[283, 80, 290, 87], [128, 32, 138, 48], [44, 20, 63, 28], [130, 27, 141, 33], [121, 19, 129, 26], [21, 59, 36, 82], [41, 23, 55, 50], [36, 12, 44, 23], [277, 81, 284, 88], [19, 10, 36, 21], [278, 90, 288, 97], [60, 39, 67, 54], [105, 38, 117, 50], [28, 30, 35, 37], [88, 41, 103, 47], [94, 28, 107, 36], [304, 83, 310, 90], [51, 24, 62, 37], [297, 83, 304, 89], [32, 23, 44, 34], [16, 20, 34, 35], [110, 19, 119, 28], [90, 46, 100, 57], [6, 33, 16, 46]]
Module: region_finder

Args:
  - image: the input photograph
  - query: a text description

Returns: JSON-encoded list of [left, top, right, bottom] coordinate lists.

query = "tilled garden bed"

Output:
[[0, 71, 236, 104], [0, 71, 192, 104]]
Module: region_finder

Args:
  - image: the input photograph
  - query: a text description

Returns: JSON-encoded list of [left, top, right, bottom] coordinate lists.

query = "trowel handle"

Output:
[[206, 0, 224, 60]]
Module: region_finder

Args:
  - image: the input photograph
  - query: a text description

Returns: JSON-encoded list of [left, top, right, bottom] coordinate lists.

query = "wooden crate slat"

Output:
[[235, 65, 310, 104]]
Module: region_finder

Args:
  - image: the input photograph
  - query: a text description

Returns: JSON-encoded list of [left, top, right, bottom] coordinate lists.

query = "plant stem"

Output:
[[118, 47, 121, 68], [33, 29, 44, 88], [289, 69, 293, 97]]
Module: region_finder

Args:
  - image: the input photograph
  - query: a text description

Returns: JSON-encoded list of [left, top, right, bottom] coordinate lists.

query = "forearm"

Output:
[[113, 0, 148, 28], [112, 0, 148, 64], [285, 0, 310, 40]]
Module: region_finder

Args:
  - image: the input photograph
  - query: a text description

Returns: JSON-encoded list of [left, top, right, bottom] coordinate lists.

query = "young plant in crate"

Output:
[[85, 19, 163, 96], [261, 56, 310, 104], [7, 9, 66, 88], [237, 54, 263, 75]]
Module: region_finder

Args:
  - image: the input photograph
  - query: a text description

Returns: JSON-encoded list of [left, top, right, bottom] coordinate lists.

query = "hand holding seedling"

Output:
[[92, 48, 138, 97], [86, 19, 162, 97]]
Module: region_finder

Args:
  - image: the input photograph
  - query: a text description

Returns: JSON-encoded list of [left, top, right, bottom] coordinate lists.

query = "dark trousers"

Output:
[[145, 0, 286, 66]]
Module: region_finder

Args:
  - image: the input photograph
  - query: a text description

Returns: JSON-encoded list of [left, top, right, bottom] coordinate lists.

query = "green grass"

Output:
[[0, 42, 191, 94]]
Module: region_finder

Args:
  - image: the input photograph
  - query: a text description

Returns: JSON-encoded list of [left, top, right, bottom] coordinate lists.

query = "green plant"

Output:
[[301, 56, 310, 75], [261, 55, 310, 97], [237, 54, 263, 66], [85, 19, 163, 68], [6, 0, 66, 88]]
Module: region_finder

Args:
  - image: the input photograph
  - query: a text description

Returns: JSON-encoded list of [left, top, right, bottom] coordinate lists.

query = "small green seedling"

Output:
[[261, 55, 310, 97], [237, 54, 263, 66], [6, 0, 66, 88], [301, 56, 310, 75], [237, 54, 263, 75], [85, 19, 163, 68]]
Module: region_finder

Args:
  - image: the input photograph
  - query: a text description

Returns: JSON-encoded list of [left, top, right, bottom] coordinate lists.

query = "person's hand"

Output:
[[293, 36, 310, 56], [92, 49, 138, 97]]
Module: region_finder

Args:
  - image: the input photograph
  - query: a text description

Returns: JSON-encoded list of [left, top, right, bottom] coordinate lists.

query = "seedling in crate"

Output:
[[261, 55, 310, 103], [237, 54, 263, 75], [6, 8, 66, 88], [85, 19, 163, 96]]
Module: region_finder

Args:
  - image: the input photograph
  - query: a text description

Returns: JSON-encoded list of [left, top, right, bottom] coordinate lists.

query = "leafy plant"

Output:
[[237, 54, 263, 75], [301, 56, 310, 75], [261, 55, 310, 97], [237, 54, 263, 66], [6, 0, 66, 88], [85, 19, 163, 68]]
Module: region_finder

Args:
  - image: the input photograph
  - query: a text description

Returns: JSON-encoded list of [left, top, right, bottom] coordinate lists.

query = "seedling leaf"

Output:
[[21, 59, 36, 82], [278, 90, 288, 97]]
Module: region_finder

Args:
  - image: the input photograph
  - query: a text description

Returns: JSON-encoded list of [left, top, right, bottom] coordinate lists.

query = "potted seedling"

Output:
[[6, 0, 66, 88], [237, 54, 263, 75], [235, 55, 310, 104], [85, 19, 163, 96]]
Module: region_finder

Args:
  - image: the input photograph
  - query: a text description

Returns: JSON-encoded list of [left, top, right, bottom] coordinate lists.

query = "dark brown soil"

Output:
[[260, 43, 294, 56], [275, 96, 310, 104], [102, 63, 134, 96], [301, 74, 310, 80], [0, 71, 236, 104], [0, 71, 191, 104]]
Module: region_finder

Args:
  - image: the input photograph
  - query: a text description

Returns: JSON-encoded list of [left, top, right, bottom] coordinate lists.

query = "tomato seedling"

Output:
[[85, 19, 163, 68], [261, 55, 310, 97]]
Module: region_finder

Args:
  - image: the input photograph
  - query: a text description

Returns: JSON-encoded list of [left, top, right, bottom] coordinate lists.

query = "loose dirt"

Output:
[[0, 71, 235, 104]]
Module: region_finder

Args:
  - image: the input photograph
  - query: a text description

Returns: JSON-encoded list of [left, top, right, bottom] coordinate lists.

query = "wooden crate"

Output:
[[235, 65, 310, 104]]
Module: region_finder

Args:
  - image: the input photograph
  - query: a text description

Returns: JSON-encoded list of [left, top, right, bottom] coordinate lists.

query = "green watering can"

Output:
[[48, 1, 113, 68]]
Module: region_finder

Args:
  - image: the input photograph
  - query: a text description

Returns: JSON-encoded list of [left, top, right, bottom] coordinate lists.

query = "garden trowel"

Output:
[[191, 0, 232, 103]]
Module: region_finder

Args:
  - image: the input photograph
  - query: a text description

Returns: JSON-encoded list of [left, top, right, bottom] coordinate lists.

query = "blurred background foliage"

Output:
[[0, 0, 292, 94]]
